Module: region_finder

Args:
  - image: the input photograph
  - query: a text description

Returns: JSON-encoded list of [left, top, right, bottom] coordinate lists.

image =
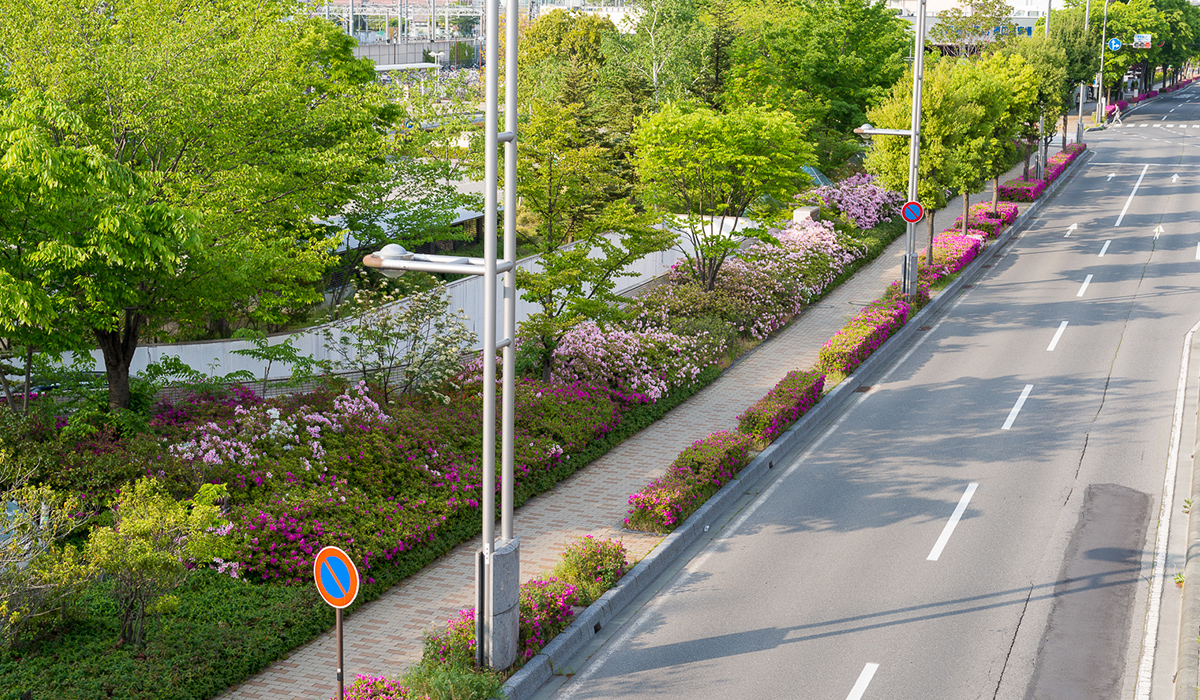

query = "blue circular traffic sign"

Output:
[[1108, 38, 1122, 51], [314, 546, 360, 609], [901, 201, 924, 224]]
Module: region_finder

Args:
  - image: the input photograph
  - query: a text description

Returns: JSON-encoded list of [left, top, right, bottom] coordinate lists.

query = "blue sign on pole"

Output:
[[1108, 38, 1122, 51]]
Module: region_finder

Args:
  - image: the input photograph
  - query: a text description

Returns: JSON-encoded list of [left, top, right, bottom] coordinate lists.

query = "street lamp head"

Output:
[[855, 123, 875, 134], [376, 243, 414, 279]]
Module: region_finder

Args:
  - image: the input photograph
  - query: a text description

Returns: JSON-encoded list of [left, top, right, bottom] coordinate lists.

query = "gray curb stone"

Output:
[[499, 148, 1094, 700]]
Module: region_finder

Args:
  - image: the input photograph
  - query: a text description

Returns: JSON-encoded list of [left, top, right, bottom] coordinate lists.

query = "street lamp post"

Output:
[[362, 0, 521, 670], [1077, 0, 1092, 144], [1098, 0, 1114, 122], [855, 0, 927, 297]]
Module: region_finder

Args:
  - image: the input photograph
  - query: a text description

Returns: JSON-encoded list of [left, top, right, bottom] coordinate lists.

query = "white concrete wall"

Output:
[[80, 216, 753, 380]]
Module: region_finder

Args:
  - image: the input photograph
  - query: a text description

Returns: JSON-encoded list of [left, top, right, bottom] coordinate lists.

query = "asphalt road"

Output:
[[533, 86, 1200, 700]]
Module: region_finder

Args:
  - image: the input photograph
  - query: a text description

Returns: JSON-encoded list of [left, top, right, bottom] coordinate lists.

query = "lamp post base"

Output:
[[477, 537, 520, 670]]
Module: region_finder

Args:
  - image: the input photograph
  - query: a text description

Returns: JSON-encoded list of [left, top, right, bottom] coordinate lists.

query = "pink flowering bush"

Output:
[[422, 607, 477, 668], [552, 536, 630, 604], [805, 173, 906, 229], [918, 234, 982, 286], [882, 279, 931, 310], [625, 431, 756, 533], [818, 297, 911, 375], [336, 674, 431, 700], [518, 577, 579, 660], [999, 178, 1046, 202], [954, 202, 1018, 237], [737, 369, 825, 447], [551, 322, 718, 401]]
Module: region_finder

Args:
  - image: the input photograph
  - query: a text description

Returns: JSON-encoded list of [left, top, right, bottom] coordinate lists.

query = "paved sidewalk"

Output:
[[218, 158, 1038, 700]]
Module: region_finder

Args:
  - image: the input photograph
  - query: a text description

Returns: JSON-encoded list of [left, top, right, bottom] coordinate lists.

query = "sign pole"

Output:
[[337, 608, 344, 699], [904, 0, 927, 296]]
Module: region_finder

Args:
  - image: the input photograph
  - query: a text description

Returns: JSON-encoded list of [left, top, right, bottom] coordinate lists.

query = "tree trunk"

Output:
[[962, 191, 970, 235], [926, 215, 935, 265], [992, 176, 1000, 216], [21, 345, 32, 414], [94, 309, 143, 411], [1061, 113, 1068, 150], [1022, 140, 1032, 180]]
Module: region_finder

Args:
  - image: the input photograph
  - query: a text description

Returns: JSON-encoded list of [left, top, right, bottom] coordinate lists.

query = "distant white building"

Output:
[[885, 0, 1050, 18]]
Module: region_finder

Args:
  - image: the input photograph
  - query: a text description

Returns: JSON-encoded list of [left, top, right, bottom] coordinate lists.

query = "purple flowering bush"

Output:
[[806, 173, 906, 229], [954, 202, 1018, 237], [625, 431, 756, 533], [518, 576, 579, 660], [736, 369, 825, 447], [552, 536, 630, 604], [422, 607, 477, 668], [818, 298, 911, 375], [998, 178, 1046, 202]]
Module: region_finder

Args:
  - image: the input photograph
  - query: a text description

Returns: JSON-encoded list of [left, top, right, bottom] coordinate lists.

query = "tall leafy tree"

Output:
[[603, 0, 703, 104], [865, 59, 971, 261], [1001, 35, 1068, 178], [930, 0, 1017, 58], [633, 102, 814, 290], [0, 0, 394, 408]]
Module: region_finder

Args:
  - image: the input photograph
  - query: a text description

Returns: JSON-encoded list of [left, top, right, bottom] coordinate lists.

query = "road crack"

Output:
[[991, 581, 1035, 699]]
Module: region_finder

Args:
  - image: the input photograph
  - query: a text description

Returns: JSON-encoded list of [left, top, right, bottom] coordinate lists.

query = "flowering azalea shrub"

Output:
[[625, 431, 756, 533], [518, 576, 579, 660], [422, 608, 476, 668], [551, 322, 718, 401], [818, 297, 911, 375], [919, 234, 982, 286], [737, 369, 825, 447], [881, 279, 931, 311], [337, 674, 432, 700], [805, 173, 906, 229], [998, 178, 1046, 202], [422, 576, 580, 668], [954, 202, 1018, 237], [552, 536, 630, 605]]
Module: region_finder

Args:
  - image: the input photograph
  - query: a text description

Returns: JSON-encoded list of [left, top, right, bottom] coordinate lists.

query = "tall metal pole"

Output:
[[336, 609, 344, 700], [1099, 0, 1111, 122], [349, 0, 355, 38], [1078, 0, 1092, 142], [1038, 0, 1050, 178], [502, 0, 518, 544], [903, 0, 927, 296], [476, 0, 500, 668]]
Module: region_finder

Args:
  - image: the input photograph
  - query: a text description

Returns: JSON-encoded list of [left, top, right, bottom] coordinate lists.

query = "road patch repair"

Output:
[[1023, 484, 1151, 699]]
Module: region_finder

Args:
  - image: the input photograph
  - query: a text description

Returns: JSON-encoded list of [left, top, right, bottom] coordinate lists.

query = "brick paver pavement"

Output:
[[218, 160, 1035, 700]]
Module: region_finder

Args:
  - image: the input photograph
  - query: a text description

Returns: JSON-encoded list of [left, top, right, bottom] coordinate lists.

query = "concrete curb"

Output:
[[1176, 330, 1200, 700], [498, 148, 1094, 700]]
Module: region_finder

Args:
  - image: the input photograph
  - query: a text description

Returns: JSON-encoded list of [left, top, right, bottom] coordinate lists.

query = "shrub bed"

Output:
[[736, 369, 825, 448], [817, 297, 911, 375], [920, 234, 983, 286], [624, 432, 756, 533]]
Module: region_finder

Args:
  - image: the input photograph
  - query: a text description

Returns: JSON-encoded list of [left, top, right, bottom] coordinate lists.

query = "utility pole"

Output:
[[1077, 0, 1092, 143]]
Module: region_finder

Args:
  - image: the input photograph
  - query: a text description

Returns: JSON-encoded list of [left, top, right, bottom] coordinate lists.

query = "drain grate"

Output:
[[918, 325, 933, 331], [854, 385, 873, 393]]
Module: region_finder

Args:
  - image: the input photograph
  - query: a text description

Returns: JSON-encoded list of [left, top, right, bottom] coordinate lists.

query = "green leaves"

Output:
[[633, 101, 814, 289]]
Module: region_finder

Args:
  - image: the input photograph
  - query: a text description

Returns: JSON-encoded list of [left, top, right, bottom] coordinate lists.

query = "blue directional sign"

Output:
[[1108, 38, 1122, 51]]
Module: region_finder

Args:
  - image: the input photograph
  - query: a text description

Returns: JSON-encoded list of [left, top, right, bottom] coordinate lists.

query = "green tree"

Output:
[[978, 51, 1039, 211], [689, 0, 739, 111], [0, 0, 394, 409], [520, 9, 616, 71], [945, 61, 1011, 235], [517, 201, 673, 381], [321, 282, 475, 404], [603, 0, 703, 104], [633, 102, 815, 290], [0, 461, 94, 648], [86, 479, 230, 647], [930, 0, 1017, 58], [865, 59, 970, 261], [1002, 35, 1068, 178]]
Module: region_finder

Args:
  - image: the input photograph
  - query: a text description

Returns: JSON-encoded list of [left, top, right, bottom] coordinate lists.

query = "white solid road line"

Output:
[[1133, 317, 1200, 699], [1115, 164, 1150, 226], [1077, 274, 1094, 297], [846, 663, 880, 700], [1195, 241, 1200, 260], [1099, 240, 1111, 256], [1002, 384, 1035, 430], [927, 483, 979, 561], [1047, 321, 1069, 351]]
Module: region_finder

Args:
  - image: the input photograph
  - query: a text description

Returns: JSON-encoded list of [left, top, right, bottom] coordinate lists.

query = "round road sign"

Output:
[[314, 546, 360, 609], [1108, 38, 1122, 52], [901, 201, 924, 224]]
